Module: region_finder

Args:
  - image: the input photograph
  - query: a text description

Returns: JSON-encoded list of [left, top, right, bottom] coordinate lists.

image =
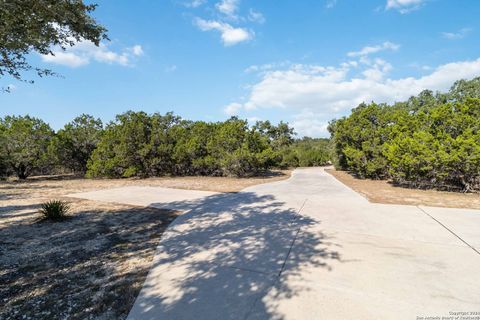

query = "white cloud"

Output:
[[216, 0, 240, 18], [326, 0, 338, 9], [131, 45, 144, 56], [244, 65, 260, 73], [184, 0, 207, 8], [165, 65, 178, 72], [386, 0, 426, 13], [248, 9, 265, 24], [41, 40, 143, 68], [244, 61, 293, 75], [41, 51, 89, 68], [292, 110, 330, 137], [442, 28, 472, 40], [230, 57, 480, 137], [195, 18, 253, 46], [224, 102, 243, 115], [347, 41, 400, 57], [186, 0, 263, 45]]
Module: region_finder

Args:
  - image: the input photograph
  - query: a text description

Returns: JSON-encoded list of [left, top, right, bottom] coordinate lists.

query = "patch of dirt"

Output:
[[0, 196, 177, 319], [0, 170, 291, 319], [1, 169, 291, 200], [326, 169, 480, 210]]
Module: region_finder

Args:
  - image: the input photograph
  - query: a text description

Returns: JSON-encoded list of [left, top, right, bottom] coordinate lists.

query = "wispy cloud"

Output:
[[325, 0, 338, 9], [244, 61, 291, 74], [195, 18, 253, 46], [165, 65, 178, 72], [185, 0, 263, 46], [216, 0, 240, 19], [347, 41, 400, 57], [130, 45, 144, 56], [183, 0, 207, 8], [224, 102, 243, 115], [248, 9, 265, 24], [442, 28, 472, 40], [41, 41, 143, 68], [386, 0, 426, 14]]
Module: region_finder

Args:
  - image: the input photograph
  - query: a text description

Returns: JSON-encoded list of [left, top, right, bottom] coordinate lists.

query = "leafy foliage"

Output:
[[40, 200, 70, 221], [86, 113, 294, 178], [50, 114, 103, 174], [329, 102, 394, 179], [86, 111, 181, 178], [0, 0, 107, 87], [280, 137, 331, 168], [330, 77, 480, 191], [0, 111, 330, 179], [0, 119, 8, 177], [0, 115, 54, 179]]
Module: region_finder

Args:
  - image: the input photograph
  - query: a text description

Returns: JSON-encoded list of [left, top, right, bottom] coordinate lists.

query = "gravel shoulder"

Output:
[[326, 168, 480, 210]]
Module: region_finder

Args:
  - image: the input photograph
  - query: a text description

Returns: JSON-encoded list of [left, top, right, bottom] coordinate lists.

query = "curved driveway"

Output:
[[125, 167, 480, 320]]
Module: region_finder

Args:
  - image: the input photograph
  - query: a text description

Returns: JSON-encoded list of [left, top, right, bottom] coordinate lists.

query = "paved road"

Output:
[[79, 168, 480, 319]]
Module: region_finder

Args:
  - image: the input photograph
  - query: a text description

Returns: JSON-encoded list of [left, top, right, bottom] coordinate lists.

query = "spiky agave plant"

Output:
[[40, 200, 71, 221]]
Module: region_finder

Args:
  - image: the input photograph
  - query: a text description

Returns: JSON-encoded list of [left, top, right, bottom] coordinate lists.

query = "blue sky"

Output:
[[1, 0, 480, 137]]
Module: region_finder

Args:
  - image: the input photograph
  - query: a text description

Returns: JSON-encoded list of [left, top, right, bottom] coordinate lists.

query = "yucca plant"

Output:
[[40, 200, 71, 221]]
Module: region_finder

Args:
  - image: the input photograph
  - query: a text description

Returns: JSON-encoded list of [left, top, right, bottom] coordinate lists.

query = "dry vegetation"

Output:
[[0, 170, 291, 319], [327, 168, 480, 210]]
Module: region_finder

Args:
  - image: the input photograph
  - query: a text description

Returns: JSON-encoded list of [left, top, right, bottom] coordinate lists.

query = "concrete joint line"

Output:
[[227, 265, 273, 277], [279, 198, 309, 276], [244, 198, 309, 320], [416, 206, 480, 256]]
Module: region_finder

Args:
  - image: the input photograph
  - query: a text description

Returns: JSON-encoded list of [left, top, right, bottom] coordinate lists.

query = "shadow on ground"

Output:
[[130, 191, 340, 320], [0, 202, 177, 320]]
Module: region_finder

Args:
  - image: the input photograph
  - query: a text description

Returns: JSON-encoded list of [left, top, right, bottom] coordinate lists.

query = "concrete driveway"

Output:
[[72, 168, 480, 319]]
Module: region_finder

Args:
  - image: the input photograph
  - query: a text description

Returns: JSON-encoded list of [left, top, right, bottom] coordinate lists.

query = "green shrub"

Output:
[[40, 200, 71, 221], [330, 77, 480, 192], [279, 137, 331, 168], [51, 114, 103, 174], [1, 115, 54, 179], [86, 113, 295, 178]]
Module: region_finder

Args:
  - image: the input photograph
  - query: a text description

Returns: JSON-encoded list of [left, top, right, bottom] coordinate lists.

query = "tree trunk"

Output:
[[16, 164, 29, 180]]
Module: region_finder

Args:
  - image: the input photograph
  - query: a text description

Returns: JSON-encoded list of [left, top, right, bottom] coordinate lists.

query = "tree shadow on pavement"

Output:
[[130, 191, 341, 320]]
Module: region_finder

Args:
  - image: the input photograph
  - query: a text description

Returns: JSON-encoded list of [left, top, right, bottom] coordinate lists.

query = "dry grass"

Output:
[[326, 168, 480, 210], [0, 170, 291, 319]]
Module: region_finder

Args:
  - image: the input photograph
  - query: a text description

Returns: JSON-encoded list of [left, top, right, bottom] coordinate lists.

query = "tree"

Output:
[[0, 119, 7, 177], [294, 137, 331, 167], [279, 137, 331, 168], [0, 0, 107, 88], [87, 111, 185, 178], [252, 120, 295, 150], [209, 117, 259, 177], [87, 111, 155, 178], [330, 77, 480, 192], [329, 103, 391, 179], [147, 112, 182, 176], [448, 77, 480, 102], [384, 99, 480, 191], [1, 115, 54, 179], [86, 113, 284, 178], [52, 114, 103, 174], [406, 89, 438, 112], [172, 121, 218, 175]]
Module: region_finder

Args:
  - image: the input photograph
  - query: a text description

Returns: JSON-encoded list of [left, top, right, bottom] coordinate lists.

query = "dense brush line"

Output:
[[0, 113, 331, 179], [329, 77, 480, 192]]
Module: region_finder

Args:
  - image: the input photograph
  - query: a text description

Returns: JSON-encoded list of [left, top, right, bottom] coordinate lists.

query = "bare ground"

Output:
[[326, 168, 480, 210], [0, 170, 291, 320]]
